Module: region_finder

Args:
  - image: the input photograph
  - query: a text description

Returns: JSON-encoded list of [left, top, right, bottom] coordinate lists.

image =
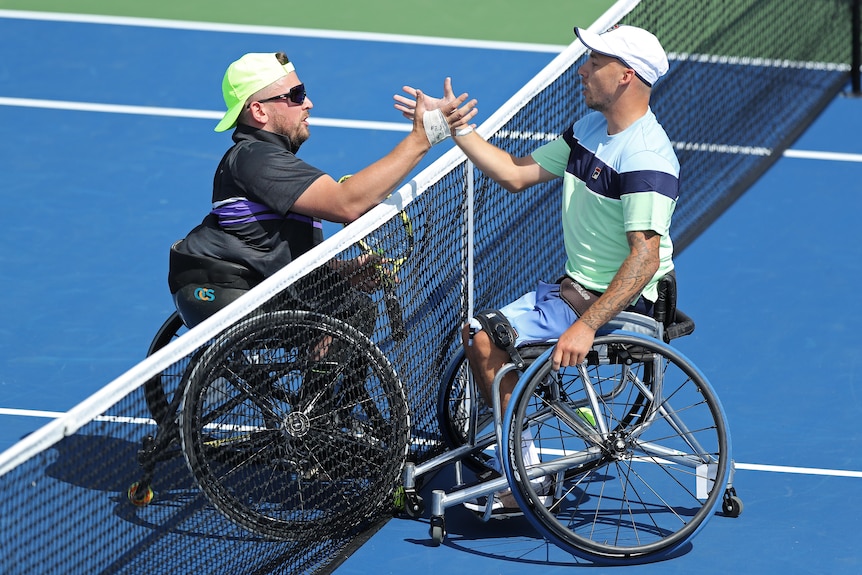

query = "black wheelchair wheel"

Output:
[[436, 348, 495, 474], [143, 311, 188, 427], [179, 309, 411, 540]]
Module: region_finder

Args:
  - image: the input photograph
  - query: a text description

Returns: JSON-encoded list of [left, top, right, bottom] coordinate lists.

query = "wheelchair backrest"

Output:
[[653, 272, 695, 342]]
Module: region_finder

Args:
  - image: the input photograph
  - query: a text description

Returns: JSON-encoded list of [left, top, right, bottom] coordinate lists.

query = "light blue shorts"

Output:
[[469, 280, 658, 348], [469, 281, 577, 347]]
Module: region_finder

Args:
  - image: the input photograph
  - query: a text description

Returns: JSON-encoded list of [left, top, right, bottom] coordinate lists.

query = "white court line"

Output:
[[0, 407, 443, 448], [0, 408, 67, 419], [783, 149, 862, 162], [2, 97, 862, 163], [0, 97, 411, 132], [0, 406, 858, 478], [0, 407, 156, 426], [734, 462, 862, 479]]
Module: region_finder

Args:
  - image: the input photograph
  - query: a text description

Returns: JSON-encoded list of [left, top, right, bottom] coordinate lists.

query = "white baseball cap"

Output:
[[574, 25, 669, 87]]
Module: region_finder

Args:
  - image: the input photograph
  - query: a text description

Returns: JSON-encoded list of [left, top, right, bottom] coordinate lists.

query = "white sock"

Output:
[[519, 429, 550, 492]]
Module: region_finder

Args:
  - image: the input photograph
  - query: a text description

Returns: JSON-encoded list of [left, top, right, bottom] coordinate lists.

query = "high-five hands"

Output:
[[395, 77, 479, 143]]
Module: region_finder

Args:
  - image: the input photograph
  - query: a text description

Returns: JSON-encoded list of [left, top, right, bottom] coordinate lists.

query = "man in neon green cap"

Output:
[[168, 51, 475, 330]]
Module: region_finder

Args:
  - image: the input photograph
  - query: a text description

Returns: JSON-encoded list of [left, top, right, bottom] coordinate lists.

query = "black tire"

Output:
[[143, 312, 187, 427], [179, 310, 410, 539], [436, 348, 495, 473]]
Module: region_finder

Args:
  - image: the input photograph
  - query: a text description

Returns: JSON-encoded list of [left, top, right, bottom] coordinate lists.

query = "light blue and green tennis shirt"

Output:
[[531, 108, 679, 303]]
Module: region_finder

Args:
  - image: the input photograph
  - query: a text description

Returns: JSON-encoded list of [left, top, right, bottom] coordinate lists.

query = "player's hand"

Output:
[[394, 81, 447, 119], [395, 77, 477, 129], [337, 254, 397, 293], [552, 321, 596, 370]]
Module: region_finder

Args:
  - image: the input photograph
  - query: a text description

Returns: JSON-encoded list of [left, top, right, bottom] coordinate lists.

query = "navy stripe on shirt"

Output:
[[562, 127, 678, 201]]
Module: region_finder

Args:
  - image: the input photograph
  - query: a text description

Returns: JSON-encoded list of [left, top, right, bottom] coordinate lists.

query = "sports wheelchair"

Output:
[[126, 307, 411, 540], [399, 275, 742, 564]]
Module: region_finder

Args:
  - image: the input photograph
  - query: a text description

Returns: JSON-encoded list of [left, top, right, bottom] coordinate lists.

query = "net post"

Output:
[[853, 0, 861, 95], [465, 159, 475, 319]]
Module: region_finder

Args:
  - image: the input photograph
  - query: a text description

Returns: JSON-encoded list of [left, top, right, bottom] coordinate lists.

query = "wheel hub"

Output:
[[606, 432, 630, 459], [285, 411, 310, 437]]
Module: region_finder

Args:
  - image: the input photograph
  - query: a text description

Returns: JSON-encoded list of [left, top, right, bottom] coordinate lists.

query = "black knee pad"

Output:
[[471, 309, 524, 369]]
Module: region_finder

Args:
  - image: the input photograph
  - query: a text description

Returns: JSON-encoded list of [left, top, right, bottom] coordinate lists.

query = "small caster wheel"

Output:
[[429, 515, 446, 546], [128, 482, 154, 507], [403, 489, 425, 518], [722, 487, 743, 517]]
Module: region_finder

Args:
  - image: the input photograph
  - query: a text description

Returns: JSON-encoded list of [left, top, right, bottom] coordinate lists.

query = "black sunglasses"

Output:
[[253, 84, 306, 106]]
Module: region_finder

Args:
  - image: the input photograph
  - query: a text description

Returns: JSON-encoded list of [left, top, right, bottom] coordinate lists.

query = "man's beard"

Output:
[[284, 125, 309, 153]]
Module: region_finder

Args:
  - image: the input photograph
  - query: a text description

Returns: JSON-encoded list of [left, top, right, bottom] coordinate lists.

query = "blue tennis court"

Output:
[[336, 93, 862, 574], [0, 12, 558, 445], [1, 7, 861, 575]]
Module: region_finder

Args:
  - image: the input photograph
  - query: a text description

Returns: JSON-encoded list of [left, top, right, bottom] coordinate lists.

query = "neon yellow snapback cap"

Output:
[[214, 52, 296, 132]]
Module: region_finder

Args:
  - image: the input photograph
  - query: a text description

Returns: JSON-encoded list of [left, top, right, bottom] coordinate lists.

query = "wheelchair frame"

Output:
[[128, 281, 742, 562], [401, 310, 742, 564], [128, 308, 411, 540]]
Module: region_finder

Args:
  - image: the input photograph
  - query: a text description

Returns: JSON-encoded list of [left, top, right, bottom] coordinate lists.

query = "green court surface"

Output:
[[0, 0, 615, 45]]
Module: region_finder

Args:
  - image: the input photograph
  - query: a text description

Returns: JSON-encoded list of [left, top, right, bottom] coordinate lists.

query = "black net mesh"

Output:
[[0, 1, 855, 573]]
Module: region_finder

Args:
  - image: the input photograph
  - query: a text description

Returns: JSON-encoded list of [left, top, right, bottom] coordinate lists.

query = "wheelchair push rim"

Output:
[[502, 332, 731, 563]]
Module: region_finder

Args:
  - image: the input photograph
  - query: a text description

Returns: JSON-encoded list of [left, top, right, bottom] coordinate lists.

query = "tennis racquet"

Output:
[[339, 175, 414, 341]]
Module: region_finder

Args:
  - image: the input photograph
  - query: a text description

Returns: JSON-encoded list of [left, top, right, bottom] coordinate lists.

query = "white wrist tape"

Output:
[[423, 109, 450, 146], [455, 126, 474, 137]]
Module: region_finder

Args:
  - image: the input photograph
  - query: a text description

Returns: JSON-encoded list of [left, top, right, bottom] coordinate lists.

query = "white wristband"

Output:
[[423, 109, 450, 146], [455, 126, 474, 137]]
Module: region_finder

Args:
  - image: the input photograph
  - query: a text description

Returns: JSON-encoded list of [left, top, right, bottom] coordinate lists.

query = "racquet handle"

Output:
[[383, 287, 406, 341]]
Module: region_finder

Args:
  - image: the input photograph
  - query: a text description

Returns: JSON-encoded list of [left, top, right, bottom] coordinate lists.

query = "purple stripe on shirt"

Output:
[[212, 199, 322, 228], [286, 213, 323, 228]]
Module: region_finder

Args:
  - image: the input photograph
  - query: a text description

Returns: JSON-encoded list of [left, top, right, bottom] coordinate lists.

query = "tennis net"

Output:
[[0, 0, 855, 573]]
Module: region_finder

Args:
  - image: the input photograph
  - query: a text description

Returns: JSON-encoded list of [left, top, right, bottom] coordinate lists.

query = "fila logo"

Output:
[[591, 166, 602, 180]]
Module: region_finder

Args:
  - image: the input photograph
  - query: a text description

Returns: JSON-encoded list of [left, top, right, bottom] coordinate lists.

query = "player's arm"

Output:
[[295, 84, 472, 223], [552, 229, 661, 369], [395, 78, 555, 192], [450, 131, 556, 192], [292, 117, 427, 223]]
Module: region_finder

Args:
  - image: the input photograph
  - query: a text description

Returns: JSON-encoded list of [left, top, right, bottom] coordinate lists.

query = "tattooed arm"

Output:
[[552, 230, 661, 370]]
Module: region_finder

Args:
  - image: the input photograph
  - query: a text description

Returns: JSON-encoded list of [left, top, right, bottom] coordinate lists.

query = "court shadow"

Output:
[[42, 432, 240, 542], [44, 432, 196, 493], [405, 504, 693, 567], [39, 432, 353, 575], [399, 465, 694, 567]]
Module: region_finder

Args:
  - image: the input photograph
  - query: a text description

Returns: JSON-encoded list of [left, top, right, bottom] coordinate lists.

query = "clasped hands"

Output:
[[394, 77, 479, 144]]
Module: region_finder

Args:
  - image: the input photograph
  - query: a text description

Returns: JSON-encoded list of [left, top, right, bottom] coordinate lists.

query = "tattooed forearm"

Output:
[[579, 230, 661, 330]]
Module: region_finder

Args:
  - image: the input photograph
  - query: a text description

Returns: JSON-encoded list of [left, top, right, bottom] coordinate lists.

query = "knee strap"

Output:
[[473, 309, 525, 370]]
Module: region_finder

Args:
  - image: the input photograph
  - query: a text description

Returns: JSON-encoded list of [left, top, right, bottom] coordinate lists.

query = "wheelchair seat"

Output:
[[168, 240, 263, 328]]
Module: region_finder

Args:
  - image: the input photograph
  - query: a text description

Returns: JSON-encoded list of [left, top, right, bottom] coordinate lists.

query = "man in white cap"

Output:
[[395, 24, 679, 517], [169, 52, 473, 329]]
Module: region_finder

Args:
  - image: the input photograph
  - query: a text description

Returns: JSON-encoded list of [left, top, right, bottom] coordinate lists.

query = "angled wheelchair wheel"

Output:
[[503, 333, 731, 564], [143, 311, 188, 427], [437, 344, 552, 474], [129, 311, 193, 506], [437, 348, 495, 473], [179, 309, 411, 540]]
